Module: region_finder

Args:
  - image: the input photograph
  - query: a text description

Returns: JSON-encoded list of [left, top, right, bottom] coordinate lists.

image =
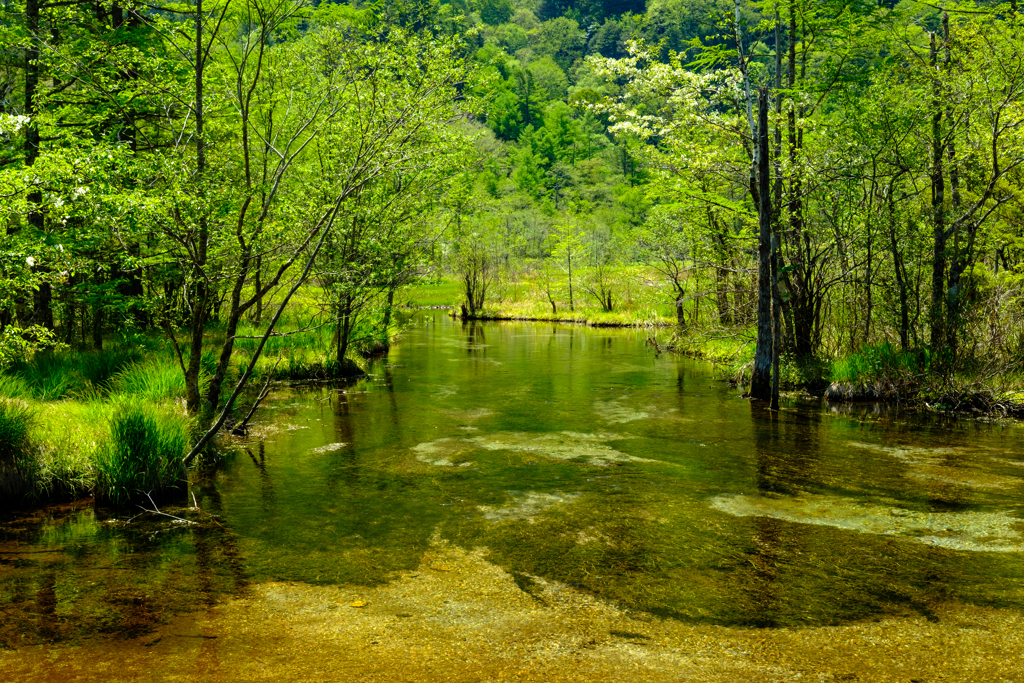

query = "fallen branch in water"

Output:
[[136, 492, 197, 525], [119, 492, 223, 529]]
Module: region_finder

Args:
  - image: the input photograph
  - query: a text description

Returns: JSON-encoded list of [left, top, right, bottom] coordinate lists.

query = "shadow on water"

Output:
[[2, 312, 1024, 646], [0, 494, 247, 647]]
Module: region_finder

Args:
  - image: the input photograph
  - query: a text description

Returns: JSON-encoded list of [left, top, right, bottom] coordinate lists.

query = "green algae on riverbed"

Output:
[[413, 431, 651, 467], [4, 537, 1024, 683], [712, 492, 1024, 552]]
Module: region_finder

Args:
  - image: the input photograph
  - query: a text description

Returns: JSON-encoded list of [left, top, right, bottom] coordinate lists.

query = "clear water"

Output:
[[3, 312, 1024, 647]]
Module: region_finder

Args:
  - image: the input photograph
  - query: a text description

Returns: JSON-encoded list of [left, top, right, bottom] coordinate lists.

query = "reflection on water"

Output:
[[2, 312, 1024, 648]]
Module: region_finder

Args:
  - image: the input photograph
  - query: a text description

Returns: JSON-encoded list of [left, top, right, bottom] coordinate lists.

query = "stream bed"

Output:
[[3, 313, 1024, 681]]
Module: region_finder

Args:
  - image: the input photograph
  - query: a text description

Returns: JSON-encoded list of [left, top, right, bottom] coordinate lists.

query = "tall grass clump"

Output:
[[829, 343, 927, 385], [825, 343, 929, 402], [3, 348, 141, 400], [0, 399, 36, 502], [110, 359, 189, 402], [0, 373, 33, 399], [95, 405, 190, 506]]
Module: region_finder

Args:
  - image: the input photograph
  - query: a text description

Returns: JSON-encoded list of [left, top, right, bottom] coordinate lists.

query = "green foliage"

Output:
[[532, 17, 586, 71], [480, 0, 515, 25], [95, 405, 190, 506], [528, 56, 570, 100]]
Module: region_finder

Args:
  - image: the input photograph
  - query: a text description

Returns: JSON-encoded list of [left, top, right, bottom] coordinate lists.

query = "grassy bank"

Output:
[[0, 305, 374, 508], [664, 329, 1024, 417], [404, 271, 679, 327]]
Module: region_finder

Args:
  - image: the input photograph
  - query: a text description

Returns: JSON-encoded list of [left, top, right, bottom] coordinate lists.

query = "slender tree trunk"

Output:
[[750, 89, 773, 402], [710, 215, 732, 324], [185, 0, 209, 414], [886, 185, 911, 351], [567, 251, 574, 312], [786, 0, 811, 358], [336, 297, 354, 365], [943, 14, 962, 358], [60, 276, 75, 343], [928, 29, 946, 352], [203, 257, 251, 415], [381, 284, 395, 351], [24, 0, 52, 330], [772, 6, 786, 359], [92, 288, 103, 351], [771, 233, 781, 411], [253, 254, 263, 324]]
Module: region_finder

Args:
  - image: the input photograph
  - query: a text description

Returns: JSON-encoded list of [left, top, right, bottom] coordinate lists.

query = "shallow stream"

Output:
[[3, 313, 1024, 680]]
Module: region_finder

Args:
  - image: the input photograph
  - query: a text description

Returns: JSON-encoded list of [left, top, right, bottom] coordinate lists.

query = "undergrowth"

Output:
[[0, 399, 36, 501], [95, 405, 191, 506]]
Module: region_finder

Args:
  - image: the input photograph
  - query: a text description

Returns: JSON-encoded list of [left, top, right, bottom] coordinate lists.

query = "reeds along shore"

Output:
[[0, 314, 375, 508]]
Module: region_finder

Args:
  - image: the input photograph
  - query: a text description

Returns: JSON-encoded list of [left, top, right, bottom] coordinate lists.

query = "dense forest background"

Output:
[[1, 0, 1024, 500]]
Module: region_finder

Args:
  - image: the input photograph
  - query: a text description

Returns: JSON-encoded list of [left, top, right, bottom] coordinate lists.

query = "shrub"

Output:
[[0, 399, 36, 502], [95, 406, 189, 506]]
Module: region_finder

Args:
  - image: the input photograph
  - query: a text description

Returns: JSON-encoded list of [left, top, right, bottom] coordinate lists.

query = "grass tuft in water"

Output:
[[95, 405, 190, 506], [0, 399, 36, 501]]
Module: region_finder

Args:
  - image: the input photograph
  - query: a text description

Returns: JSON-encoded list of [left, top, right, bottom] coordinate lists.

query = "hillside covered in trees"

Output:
[[1, 0, 1024, 502]]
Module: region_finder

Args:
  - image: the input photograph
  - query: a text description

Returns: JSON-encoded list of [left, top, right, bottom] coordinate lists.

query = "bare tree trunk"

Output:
[[886, 184, 911, 351], [185, 0, 210, 414], [336, 296, 354, 365], [928, 29, 946, 352], [253, 255, 263, 324], [771, 233, 781, 411], [381, 284, 395, 351], [785, 0, 811, 359], [772, 5, 786, 364], [710, 215, 732, 324], [943, 13, 963, 359], [25, 0, 52, 330], [92, 290, 103, 351], [750, 89, 773, 402], [567, 251, 574, 312]]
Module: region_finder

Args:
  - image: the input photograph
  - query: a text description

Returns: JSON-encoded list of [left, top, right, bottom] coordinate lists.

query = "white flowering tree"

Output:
[[588, 41, 756, 328]]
